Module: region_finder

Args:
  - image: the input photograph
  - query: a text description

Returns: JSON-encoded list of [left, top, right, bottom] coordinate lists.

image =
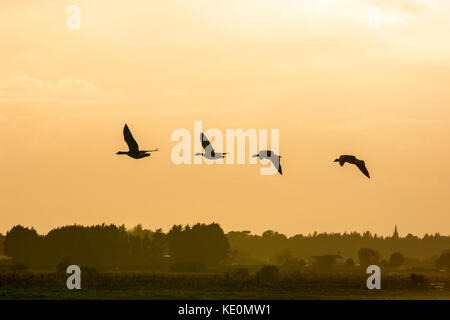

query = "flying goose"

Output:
[[194, 132, 227, 160], [334, 155, 370, 178], [116, 124, 158, 159], [252, 150, 282, 175]]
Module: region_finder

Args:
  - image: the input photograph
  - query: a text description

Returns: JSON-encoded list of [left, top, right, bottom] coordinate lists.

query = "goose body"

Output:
[[195, 132, 227, 160], [116, 124, 158, 159], [252, 150, 282, 175], [334, 155, 370, 178]]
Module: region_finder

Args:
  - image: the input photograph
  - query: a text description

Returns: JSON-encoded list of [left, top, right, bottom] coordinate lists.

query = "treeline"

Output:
[[228, 230, 450, 263], [3, 224, 450, 270], [0, 233, 4, 255], [2, 223, 228, 270]]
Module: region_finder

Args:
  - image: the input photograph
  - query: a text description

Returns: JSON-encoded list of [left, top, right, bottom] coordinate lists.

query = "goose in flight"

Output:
[[116, 124, 158, 159], [194, 132, 227, 160], [252, 150, 282, 175], [334, 155, 370, 178]]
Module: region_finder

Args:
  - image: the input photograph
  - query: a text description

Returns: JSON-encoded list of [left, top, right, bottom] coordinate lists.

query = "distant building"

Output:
[[392, 225, 399, 239], [307, 254, 344, 267]]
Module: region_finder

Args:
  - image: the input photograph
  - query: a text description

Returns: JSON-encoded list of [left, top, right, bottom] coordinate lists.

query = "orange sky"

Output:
[[1, 0, 450, 237]]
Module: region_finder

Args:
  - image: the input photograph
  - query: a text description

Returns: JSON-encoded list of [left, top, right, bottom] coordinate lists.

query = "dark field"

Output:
[[1, 270, 450, 300]]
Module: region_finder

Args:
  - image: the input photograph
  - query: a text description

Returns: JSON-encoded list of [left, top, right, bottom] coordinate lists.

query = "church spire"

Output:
[[392, 225, 399, 239]]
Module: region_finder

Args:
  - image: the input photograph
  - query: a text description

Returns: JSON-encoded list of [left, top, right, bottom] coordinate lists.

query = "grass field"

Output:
[[1, 269, 449, 300]]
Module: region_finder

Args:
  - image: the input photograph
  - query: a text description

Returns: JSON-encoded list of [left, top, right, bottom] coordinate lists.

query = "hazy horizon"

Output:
[[0, 221, 425, 239], [2, 0, 450, 237]]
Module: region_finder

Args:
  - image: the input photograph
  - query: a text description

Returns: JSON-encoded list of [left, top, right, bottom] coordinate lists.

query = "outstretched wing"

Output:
[[270, 155, 283, 175], [356, 161, 370, 178], [123, 124, 139, 152], [200, 132, 211, 150], [200, 132, 215, 156], [277, 158, 283, 175]]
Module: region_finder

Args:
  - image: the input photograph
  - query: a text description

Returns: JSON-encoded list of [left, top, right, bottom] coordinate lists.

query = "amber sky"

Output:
[[1, 0, 450, 237]]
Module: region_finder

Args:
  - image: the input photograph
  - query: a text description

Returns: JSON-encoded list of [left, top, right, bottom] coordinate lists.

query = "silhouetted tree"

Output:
[[144, 228, 167, 266], [358, 248, 380, 268], [436, 251, 450, 270], [42, 224, 129, 267], [311, 254, 340, 271], [274, 249, 294, 265], [0, 233, 4, 254], [4, 225, 41, 265], [227, 228, 450, 264], [380, 259, 389, 268], [3, 223, 172, 268], [5, 223, 450, 272], [389, 252, 405, 269], [258, 265, 279, 283], [129, 224, 153, 239], [167, 223, 229, 267]]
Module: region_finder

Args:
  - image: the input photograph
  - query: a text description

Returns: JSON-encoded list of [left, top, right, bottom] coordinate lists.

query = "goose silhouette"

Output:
[[116, 124, 158, 159], [194, 132, 227, 160], [334, 155, 370, 178], [252, 150, 282, 175]]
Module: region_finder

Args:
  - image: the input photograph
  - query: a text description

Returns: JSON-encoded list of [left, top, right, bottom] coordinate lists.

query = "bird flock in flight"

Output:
[[116, 124, 371, 178]]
